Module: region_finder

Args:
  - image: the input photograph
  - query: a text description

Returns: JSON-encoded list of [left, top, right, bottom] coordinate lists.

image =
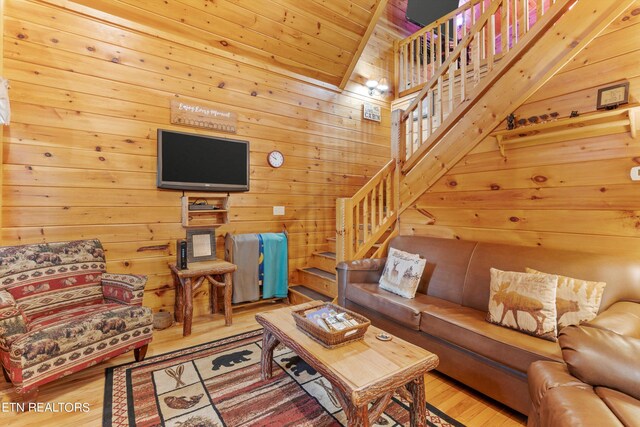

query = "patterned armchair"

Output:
[[0, 239, 153, 395]]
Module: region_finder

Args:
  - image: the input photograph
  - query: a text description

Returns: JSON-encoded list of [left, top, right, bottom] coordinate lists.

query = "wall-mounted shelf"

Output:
[[491, 105, 638, 157], [181, 195, 229, 228]]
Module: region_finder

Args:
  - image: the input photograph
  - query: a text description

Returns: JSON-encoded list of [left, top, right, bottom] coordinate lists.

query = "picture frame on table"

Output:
[[186, 227, 217, 263]]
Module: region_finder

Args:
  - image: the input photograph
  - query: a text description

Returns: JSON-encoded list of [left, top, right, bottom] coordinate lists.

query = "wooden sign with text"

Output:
[[170, 99, 237, 133]]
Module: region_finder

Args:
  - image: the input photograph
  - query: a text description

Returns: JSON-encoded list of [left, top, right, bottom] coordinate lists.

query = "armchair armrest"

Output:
[[336, 258, 386, 307], [0, 290, 28, 351], [585, 301, 640, 338], [101, 273, 147, 306]]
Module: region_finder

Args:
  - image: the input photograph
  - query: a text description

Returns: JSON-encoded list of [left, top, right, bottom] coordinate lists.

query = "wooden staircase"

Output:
[[288, 237, 337, 304], [336, 0, 635, 265]]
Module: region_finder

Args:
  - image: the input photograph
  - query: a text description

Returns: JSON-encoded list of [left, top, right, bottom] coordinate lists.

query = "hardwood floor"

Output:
[[0, 304, 526, 426]]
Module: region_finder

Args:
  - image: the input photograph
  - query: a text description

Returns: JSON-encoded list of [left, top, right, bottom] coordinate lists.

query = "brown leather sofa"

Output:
[[528, 302, 640, 426], [336, 236, 640, 415]]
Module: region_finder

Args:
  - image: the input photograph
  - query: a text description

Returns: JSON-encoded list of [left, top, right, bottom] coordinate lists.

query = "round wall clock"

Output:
[[267, 150, 284, 168]]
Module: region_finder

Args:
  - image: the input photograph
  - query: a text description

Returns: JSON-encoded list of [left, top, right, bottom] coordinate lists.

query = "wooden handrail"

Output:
[[336, 159, 397, 263]]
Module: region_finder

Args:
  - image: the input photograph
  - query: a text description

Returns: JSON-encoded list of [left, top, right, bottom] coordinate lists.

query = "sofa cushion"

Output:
[[487, 268, 559, 341], [559, 325, 640, 400], [379, 248, 426, 299], [595, 387, 640, 427], [0, 240, 107, 320], [345, 283, 433, 330], [420, 297, 562, 372], [13, 303, 152, 370], [527, 267, 606, 330], [538, 386, 624, 427]]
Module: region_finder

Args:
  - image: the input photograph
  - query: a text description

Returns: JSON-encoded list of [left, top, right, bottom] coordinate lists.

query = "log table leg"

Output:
[[174, 275, 184, 323], [183, 278, 193, 336], [406, 376, 426, 427], [211, 280, 219, 314], [224, 272, 233, 326], [333, 387, 370, 427], [260, 329, 279, 380]]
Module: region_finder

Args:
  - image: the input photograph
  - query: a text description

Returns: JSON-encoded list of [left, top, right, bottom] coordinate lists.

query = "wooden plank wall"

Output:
[[1, 0, 415, 315], [400, 2, 640, 257]]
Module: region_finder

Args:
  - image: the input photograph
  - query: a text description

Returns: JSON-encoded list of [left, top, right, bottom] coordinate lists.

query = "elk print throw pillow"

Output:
[[378, 248, 426, 299], [526, 268, 606, 331], [487, 268, 559, 341]]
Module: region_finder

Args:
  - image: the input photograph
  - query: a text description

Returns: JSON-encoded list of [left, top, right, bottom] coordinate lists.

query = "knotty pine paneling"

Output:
[[1, 0, 416, 315], [400, 2, 640, 257]]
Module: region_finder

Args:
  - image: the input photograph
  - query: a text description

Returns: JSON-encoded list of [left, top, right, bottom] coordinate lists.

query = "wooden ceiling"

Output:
[[69, 0, 390, 89]]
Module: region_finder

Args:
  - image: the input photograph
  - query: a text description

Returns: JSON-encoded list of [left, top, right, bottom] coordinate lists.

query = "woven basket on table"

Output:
[[292, 303, 371, 348]]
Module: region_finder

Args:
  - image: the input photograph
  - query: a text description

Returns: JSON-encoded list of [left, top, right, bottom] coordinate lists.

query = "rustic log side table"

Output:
[[255, 302, 439, 427], [169, 260, 237, 336]]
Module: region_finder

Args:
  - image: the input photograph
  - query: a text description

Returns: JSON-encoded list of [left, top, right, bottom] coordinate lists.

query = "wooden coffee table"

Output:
[[255, 301, 439, 427]]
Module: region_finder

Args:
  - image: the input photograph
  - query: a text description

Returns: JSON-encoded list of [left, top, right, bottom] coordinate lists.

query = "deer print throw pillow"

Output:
[[526, 268, 606, 331], [486, 268, 559, 341], [378, 248, 426, 299]]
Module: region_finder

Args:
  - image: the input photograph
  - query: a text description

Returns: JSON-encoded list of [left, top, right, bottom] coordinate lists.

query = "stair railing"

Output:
[[395, 0, 556, 98], [398, 0, 558, 173], [338, 0, 564, 263], [336, 159, 398, 263]]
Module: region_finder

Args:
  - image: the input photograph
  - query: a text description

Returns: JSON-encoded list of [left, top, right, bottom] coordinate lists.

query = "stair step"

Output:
[[315, 251, 336, 259], [310, 252, 337, 272], [297, 267, 337, 298], [288, 285, 333, 304], [302, 267, 335, 280], [326, 237, 336, 242]]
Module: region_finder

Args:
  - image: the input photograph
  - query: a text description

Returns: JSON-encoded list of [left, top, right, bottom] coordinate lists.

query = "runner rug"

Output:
[[103, 329, 464, 427]]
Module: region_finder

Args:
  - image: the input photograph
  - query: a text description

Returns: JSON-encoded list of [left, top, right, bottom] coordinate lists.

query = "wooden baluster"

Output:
[[417, 98, 423, 151], [480, 0, 486, 61], [437, 75, 443, 127], [473, 31, 481, 85], [385, 173, 391, 216], [378, 181, 383, 226], [536, 0, 543, 21], [394, 40, 401, 96], [501, 0, 509, 54], [362, 194, 369, 245], [452, 14, 459, 70], [422, 34, 428, 85], [336, 198, 353, 263], [448, 64, 455, 117], [524, 0, 531, 34], [373, 185, 378, 232], [403, 43, 409, 92], [445, 19, 450, 64], [488, 11, 495, 71], [408, 108, 414, 158], [354, 200, 360, 252], [460, 50, 467, 101], [411, 37, 417, 88], [427, 89, 434, 137], [430, 28, 436, 79], [408, 40, 415, 88]]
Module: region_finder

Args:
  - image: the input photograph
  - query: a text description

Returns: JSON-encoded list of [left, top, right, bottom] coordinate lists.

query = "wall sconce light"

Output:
[[365, 77, 389, 96]]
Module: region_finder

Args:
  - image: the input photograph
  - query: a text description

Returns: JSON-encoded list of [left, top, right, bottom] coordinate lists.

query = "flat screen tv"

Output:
[[157, 129, 250, 192], [406, 0, 460, 27]]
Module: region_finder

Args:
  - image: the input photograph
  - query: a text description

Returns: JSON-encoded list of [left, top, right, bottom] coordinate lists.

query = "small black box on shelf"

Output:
[[176, 239, 188, 270]]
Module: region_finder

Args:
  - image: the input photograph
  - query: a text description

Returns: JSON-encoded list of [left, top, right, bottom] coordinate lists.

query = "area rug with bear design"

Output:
[[103, 329, 464, 427]]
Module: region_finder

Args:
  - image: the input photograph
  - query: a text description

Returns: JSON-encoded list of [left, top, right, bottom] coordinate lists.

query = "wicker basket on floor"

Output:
[[292, 303, 370, 348]]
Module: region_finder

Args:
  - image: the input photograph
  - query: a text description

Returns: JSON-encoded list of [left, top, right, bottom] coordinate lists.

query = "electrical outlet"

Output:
[[631, 166, 640, 181], [273, 206, 285, 215]]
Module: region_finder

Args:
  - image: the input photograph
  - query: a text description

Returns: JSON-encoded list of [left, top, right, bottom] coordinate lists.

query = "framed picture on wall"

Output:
[[186, 228, 217, 263], [363, 102, 382, 122], [596, 82, 629, 110]]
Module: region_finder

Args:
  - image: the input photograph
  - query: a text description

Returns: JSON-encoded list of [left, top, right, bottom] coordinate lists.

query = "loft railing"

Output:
[[395, 0, 555, 98], [338, 0, 568, 263], [336, 159, 398, 262], [398, 0, 558, 172]]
